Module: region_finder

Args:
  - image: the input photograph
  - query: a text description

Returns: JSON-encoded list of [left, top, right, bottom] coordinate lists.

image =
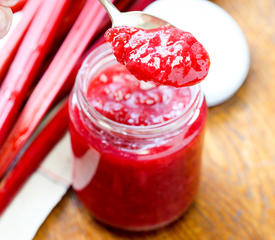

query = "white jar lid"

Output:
[[144, 0, 250, 107]]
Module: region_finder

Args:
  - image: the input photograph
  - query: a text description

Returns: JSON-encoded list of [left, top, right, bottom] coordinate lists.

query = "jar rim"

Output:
[[75, 43, 203, 137]]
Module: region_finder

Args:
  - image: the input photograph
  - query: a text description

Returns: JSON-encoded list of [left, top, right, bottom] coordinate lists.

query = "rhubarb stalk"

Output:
[[0, 0, 70, 148], [0, 0, 42, 81], [126, 0, 155, 11], [11, 0, 28, 13], [0, 101, 68, 215], [55, 0, 87, 41], [0, 0, 112, 177]]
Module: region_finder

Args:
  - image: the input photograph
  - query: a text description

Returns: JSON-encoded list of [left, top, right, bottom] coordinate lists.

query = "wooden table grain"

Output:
[[35, 0, 275, 239]]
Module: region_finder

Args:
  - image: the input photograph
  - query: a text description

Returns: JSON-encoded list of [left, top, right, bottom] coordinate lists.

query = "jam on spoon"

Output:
[[105, 25, 210, 87]]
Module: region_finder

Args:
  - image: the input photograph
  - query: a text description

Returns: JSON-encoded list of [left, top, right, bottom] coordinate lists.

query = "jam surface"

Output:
[[105, 26, 210, 87], [87, 64, 192, 126]]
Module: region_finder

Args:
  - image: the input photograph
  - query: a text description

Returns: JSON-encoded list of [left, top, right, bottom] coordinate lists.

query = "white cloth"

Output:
[[0, 134, 72, 240]]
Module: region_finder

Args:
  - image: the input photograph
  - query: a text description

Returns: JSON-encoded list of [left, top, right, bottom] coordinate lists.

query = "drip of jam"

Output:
[[87, 64, 192, 126], [105, 25, 210, 87]]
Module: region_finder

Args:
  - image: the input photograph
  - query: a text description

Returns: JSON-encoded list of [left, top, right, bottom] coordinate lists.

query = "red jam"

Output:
[[69, 44, 208, 230], [87, 64, 193, 126], [105, 26, 210, 87]]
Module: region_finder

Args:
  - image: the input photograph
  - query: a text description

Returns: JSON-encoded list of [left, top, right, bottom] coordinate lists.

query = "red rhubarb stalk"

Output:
[[11, 0, 28, 13], [0, 0, 112, 177], [26, 0, 87, 94], [0, 101, 68, 215], [127, 0, 155, 11], [0, 0, 71, 148], [22, 0, 87, 94], [0, 0, 42, 82], [55, 0, 87, 41]]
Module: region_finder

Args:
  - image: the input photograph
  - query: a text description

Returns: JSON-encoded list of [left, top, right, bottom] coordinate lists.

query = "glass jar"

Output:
[[68, 43, 208, 231]]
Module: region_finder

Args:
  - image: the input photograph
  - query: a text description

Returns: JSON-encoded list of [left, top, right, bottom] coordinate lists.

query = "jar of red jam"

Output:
[[69, 43, 208, 231]]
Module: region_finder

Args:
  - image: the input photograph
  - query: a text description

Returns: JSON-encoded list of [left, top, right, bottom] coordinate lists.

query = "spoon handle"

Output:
[[98, 0, 120, 24]]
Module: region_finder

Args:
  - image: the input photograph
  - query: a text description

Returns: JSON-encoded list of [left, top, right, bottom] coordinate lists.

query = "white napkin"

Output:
[[0, 133, 72, 240]]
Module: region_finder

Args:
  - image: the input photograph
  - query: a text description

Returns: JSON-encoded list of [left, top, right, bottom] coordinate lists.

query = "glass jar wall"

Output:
[[68, 43, 207, 231]]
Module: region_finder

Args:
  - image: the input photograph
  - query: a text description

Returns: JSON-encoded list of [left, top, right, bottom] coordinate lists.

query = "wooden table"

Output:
[[35, 0, 275, 239]]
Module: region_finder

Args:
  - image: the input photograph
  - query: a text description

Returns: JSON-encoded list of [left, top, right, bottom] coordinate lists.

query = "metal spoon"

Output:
[[98, 0, 172, 29]]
